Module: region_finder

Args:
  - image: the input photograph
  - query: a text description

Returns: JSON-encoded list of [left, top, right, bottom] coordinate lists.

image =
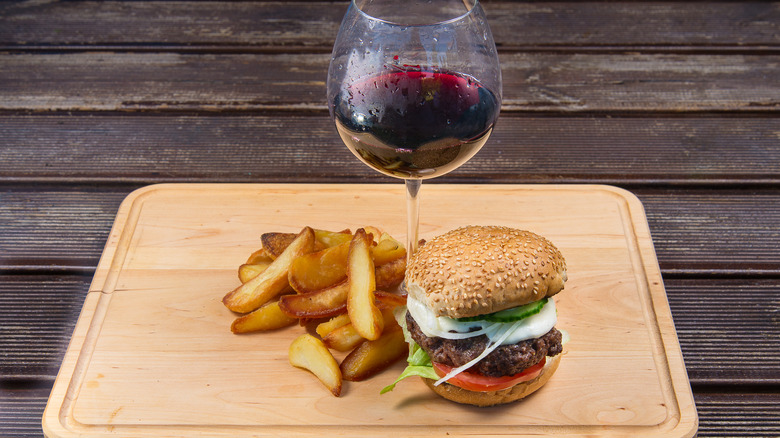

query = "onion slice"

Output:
[[433, 319, 524, 386]]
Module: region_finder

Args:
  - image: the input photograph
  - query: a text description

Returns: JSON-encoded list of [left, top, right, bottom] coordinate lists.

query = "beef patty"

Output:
[[406, 311, 562, 377]]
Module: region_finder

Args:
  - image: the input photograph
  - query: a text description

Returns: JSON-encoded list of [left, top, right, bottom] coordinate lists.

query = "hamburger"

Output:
[[381, 225, 567, 407]]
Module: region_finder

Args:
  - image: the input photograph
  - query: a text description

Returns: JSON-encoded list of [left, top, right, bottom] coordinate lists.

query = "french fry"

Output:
[[315, 313, 351, 338], [347, 229, 383, 341], [223, 227, 315, 313], [238, 262, 271, 283], [288, 241, 350, 293], [289, 334, 342, 397], [321, 322, 364, 352], [340, 325, 407, 381], [231, 300, 297, 333], [372, 233, 406, 266], [278, 280, 348, 319], [375, 257, 406, 291]]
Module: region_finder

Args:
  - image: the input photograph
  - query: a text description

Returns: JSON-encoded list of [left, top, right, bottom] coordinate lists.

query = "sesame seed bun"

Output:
[[406, 225, 567, 319], [422, 352, 561, 407]]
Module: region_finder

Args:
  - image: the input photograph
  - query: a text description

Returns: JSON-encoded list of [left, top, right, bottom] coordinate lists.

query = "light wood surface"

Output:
[[42, 183, 696, 437]]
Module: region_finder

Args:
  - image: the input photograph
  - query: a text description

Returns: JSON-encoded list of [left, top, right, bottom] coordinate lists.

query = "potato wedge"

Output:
[[374, 291, 407, 310], [238, 262, 271, 284], [289, 334, 342, 397], [340, 325, 407, 381], [288, 241, 350, 293], [375, 257, 406, 291], [231, 300, 297, 333], [315, 313, 351, 338], [246, 248, 274, 265], [363, 226, 383, 243], [278, 280, 348, 319], [223, 227, 315, 313], [261, 232, 298, 259], [314, 229, 352, 248], [371, 233, 406, 266], [347, 229, 383, 341], [321, 322, 364, 352]]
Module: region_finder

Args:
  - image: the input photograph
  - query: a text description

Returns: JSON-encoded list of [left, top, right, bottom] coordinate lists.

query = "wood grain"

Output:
[[666, 279, 780, 384], [0, 275, 91, 378], [2, 52, 778, 112], [1, 115, 778, 185], [41, 184, 696, 438], [1, 1, 778, 50], [3, 186, 779, 274], [1, 0, 778, 436]]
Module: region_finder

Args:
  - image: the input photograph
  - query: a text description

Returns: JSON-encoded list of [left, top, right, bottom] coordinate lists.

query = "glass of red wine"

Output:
[[327, 0, 501, 257]]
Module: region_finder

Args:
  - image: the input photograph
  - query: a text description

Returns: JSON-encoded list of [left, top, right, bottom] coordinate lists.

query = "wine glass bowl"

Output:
[[327, 0, 501, 254]]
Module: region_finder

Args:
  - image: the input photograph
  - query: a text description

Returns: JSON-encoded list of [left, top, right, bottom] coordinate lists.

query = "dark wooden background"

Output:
[[1, 1, 778, 436]]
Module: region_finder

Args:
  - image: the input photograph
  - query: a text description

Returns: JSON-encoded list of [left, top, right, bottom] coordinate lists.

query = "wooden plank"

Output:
[[0, 186, 129, 270], [1, 114, 777, 185], [693, 392, 780, 438], [1, 186, 779, 273], [1, 1, 778, 50], [665, 279, 780, 385], [0, 383, 51, 438], [0, 275, 91, 378], [640, 190, 780, 274], [1, 52, 778, 112]]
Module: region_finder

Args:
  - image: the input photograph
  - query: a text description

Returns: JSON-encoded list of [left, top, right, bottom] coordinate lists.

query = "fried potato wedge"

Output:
[[340, 325, 407, 381], [374, 290, 408, 310], [246, 248, 274, 265], [372, 233, 406, 266], [238, 262, 271, 284], [231, 300, 297, 333], [261, 232, 298, 259], [289, 334, 342, 397], [223, 227, 315, 313], [314, 229, 352, 248], [347, 229, 383, 341], [288, 241, 350, 293], [375, 257, 406, 291], [321, 322, 364, 352], [278, 280, 348, 319], [363, 226, 383, 243], [315, 313, 352, 338]]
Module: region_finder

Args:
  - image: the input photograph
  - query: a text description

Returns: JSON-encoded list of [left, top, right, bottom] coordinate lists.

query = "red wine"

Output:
[[333, 68, 499, 179]]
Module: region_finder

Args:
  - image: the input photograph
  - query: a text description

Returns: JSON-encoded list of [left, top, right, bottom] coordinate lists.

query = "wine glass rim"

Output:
[[351, 0, 479, 27]]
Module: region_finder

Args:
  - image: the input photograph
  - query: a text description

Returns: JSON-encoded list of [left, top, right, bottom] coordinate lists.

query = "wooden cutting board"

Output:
[[43, 184, 697, 437]]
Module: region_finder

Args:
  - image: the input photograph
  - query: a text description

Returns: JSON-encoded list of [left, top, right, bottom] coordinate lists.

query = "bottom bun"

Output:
[[422, 353, 561, 407]]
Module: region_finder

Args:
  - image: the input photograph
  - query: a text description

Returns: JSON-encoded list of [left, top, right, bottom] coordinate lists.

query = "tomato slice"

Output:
[[432, 357, 546, 392]]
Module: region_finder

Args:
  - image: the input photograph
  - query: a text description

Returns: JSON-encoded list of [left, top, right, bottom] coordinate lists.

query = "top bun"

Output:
[[406, 226, 567, 319]]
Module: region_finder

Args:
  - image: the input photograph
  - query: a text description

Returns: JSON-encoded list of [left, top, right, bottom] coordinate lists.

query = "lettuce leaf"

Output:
[[380, 341, 438, 394], [381, 306, 438, 394]]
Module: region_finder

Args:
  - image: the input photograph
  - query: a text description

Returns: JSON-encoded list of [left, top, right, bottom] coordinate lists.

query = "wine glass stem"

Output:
[[405, 178, 421, 260]]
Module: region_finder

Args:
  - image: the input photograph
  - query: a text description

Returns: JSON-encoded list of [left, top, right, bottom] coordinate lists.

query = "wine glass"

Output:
[[327, 0, 501, 257]]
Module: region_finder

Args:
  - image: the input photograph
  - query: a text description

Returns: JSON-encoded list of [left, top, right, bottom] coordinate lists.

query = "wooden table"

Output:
[[1, 1, 778, 437]]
